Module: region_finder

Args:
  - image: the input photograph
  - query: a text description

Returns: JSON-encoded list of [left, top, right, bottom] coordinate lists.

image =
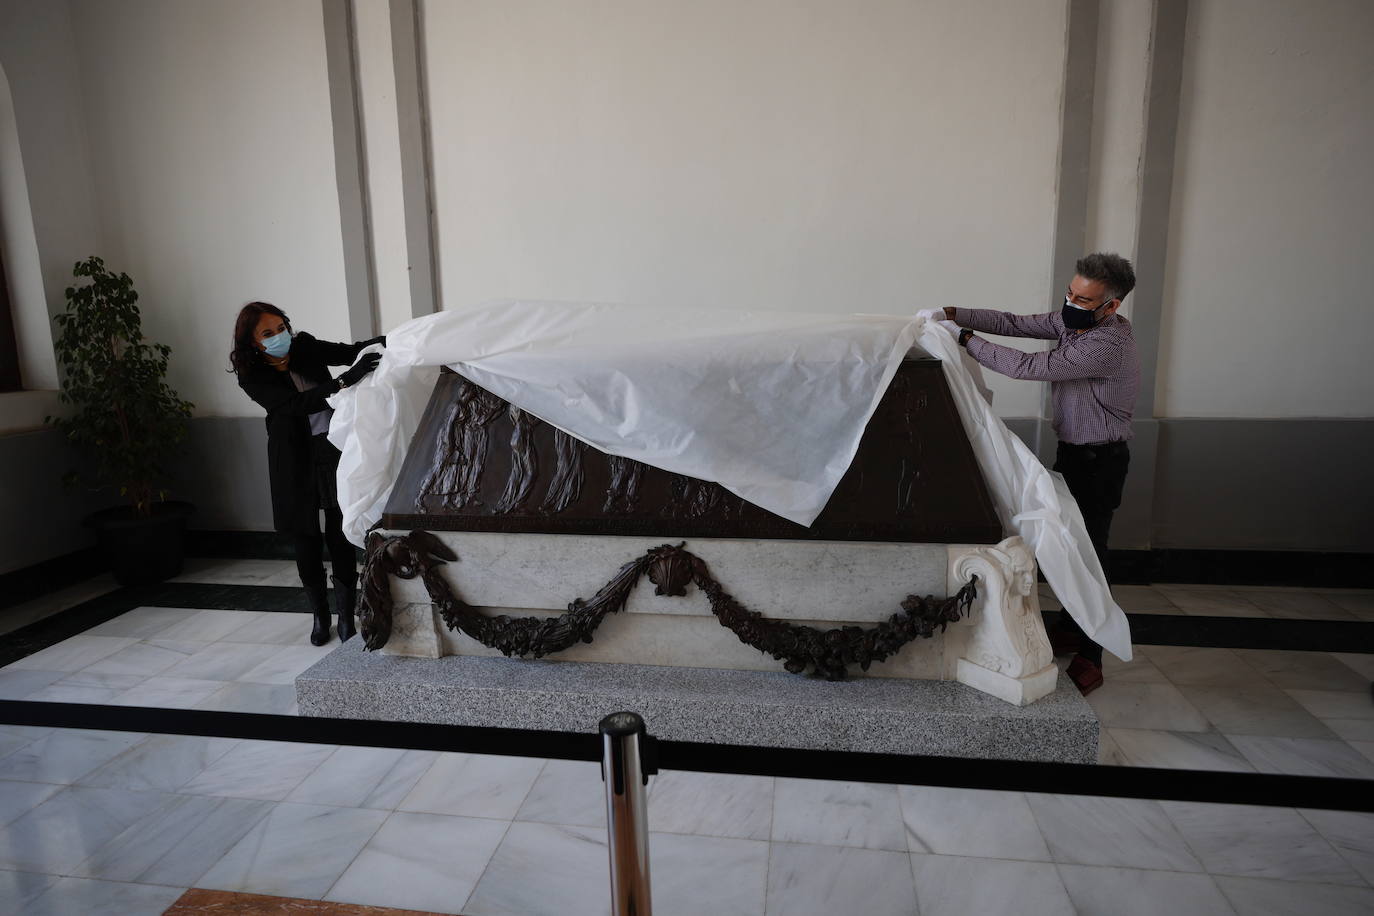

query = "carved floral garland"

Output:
[[359, 530, 978, 681]]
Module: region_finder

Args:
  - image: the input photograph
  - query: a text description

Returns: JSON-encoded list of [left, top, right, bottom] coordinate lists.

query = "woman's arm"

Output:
[[239, 373, 339, 417]]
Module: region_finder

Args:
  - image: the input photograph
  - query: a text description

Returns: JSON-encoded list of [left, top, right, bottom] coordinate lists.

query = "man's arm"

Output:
[[963, 335, 1123, 382], [945, 306, 1062, 340]]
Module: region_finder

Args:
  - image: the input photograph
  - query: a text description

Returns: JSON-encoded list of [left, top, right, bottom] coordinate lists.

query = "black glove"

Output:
[[338, 351, 381, 388], [361, 335, 386, 349]]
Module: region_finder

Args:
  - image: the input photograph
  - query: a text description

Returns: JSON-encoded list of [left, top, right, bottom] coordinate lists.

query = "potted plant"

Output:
[[45, 256, 196, 585]]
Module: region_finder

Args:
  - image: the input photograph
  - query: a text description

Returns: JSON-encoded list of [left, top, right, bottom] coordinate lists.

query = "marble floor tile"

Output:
[[516, 759, 607, 829], [1228, 734, 1374, 779], [0, 778, 63, 826], [398, 751, 545, 820], [359, 750, 440, 810], [1324, 591, 1374, 618], [1323, 717, 1374, 742], [1332, 652, 1374, 680], [1055, 865, 1235, 916], [1084, 681, 1211, 732], [1178, 685, 1336, 738], [649, 832, 768, 916], [325, 810, 507, 914], [81, 639, 201, 677], [1298, 808, 1374, 885], [109, 676, 227, 709], [71, 793, 271, 884], [899, 786, 1050, 861], [771, 778, 906, 851], [1106, 728, 1255, 772], [260, 561, 336, 588], [238, 643, 333, 684], [1101, 652, 1171, 685], [194, 681, 299, 715], [160, 641, 283, 681], [154, 609, 268, 642], [20, 875, 187, 916], [1144, 646, 1270, 688], [1285, 688, 1373, 721], [1154, 585, 1266, 617], [0, 785, 173, 873], [0, 868, 61, 912], [173, 558, 295, 585], [50, 669, 148, 691], [1213, 875, 1374, 915], [1350, 741, 1374, 764], [1096, 729, 1130, 765], [1246, 591, 1352, 620], [286, 746, 412, 809], [198, 802, 388, 900], [1027, 794, 1203, 872], [179, 739, 337, 800], [83, 606, 198, 639], [8, 634, 137, 672], [1112, 585, 1181, 613], [0, 575, 118, 638], [463, 821, 609, 916], [219, 611, 318, 645], [0, 727, 146, 784], [764, 842, 915, 916], [76, 733, 239, 792], [909, 854, 1074, 916], [1234, 649, 1372, 692], [646, 770, 773, 840], [1162, 801, 1362, 885], [0, 667, 66, 700], [22, 680, 134, 704]]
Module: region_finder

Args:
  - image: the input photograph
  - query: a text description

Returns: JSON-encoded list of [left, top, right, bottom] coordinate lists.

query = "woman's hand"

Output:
[[338, 351, 381, 388]]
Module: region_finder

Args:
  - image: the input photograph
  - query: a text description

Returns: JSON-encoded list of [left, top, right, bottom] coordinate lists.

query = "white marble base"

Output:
[[377, 530, 1060, 706]]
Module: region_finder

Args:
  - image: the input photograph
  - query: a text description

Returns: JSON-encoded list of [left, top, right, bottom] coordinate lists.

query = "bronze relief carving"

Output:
[[382, 361, 1003, 544], [541, 429, 586, 515], [360, 530, 978, 681]]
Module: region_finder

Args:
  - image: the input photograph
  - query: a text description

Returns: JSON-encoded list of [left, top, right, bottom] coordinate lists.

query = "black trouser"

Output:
[[293, 434, 356, 593], [1053, 440, 1130, 665]]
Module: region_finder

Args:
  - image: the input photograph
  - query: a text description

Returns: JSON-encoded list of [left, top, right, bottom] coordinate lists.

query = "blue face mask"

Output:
[[261, 330, 292, 358]]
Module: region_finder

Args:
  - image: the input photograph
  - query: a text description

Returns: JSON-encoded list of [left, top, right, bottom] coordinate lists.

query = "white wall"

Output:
[[0, 0, 105, 407], [67, 0, 351, 418], [1083, 0, 1153, 316], [1158, 0, 1374, 418], [422, 0, 1071, 419]]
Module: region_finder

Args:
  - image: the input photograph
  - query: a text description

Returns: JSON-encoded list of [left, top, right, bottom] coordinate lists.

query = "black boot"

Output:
[[305, 583, 332, 646], [332, 572, 357, 642]]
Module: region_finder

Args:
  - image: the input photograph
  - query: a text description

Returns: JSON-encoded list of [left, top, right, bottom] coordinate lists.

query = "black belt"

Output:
[[1061, 440, 1129, 454]]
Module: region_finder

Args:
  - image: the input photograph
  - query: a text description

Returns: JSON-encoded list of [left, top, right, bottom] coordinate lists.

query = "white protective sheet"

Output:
[[328, 301, 1131, 661]]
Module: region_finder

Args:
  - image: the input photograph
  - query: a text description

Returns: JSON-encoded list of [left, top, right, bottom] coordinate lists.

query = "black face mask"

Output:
[[1061, 297, 1109, 330]]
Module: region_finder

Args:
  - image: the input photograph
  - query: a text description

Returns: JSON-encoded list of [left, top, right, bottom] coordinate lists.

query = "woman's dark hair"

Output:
[[229, 301, 291, 374]]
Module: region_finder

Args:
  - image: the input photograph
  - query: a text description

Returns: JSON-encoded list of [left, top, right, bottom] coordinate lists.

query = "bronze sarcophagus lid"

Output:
[[381, 357, 1002, 544]]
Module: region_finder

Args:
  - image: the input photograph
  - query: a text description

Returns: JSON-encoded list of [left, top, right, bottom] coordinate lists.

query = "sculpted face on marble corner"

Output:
[[383, 361, 1002, 544]]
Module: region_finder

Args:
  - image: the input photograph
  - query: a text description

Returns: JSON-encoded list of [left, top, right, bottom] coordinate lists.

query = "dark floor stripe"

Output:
[[1043, 610, 1374, 654], [1, 699, 1368, 813]]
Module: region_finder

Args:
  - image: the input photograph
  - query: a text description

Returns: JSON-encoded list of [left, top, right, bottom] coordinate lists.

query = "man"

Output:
[[942, 252, 1141, 695]]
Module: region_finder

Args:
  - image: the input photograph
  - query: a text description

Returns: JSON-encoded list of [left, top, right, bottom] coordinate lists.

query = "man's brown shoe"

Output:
[[1067, 655, 1104, 695]]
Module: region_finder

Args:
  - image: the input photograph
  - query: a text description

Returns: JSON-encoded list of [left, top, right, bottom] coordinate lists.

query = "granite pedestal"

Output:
[[295, 640, 1099, 763]]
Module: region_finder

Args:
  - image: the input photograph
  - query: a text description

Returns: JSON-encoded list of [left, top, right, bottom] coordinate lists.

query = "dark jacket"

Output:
[[237, 332, 368, 533]]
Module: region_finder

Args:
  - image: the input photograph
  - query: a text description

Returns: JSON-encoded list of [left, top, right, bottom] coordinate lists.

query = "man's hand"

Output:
[[937, 319, 962, 337], [943, 306, 957, 320], [915, 309, 943, 322]]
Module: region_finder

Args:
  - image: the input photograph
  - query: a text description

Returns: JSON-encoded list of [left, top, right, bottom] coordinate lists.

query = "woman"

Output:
[[230, 302, 383, 645]]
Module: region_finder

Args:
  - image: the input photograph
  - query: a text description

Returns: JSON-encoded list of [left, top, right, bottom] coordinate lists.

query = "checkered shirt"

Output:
[[953, 308, 1141, 445]]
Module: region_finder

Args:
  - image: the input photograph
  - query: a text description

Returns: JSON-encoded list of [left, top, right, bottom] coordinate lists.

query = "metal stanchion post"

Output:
[[600, 711, 654, 916]]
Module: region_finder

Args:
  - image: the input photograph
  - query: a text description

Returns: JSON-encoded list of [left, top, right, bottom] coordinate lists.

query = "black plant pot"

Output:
[[85, 501, 195, 586]]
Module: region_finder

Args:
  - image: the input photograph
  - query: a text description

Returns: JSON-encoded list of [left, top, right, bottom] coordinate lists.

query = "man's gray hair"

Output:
[[1075, 252, 1136, 301]]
